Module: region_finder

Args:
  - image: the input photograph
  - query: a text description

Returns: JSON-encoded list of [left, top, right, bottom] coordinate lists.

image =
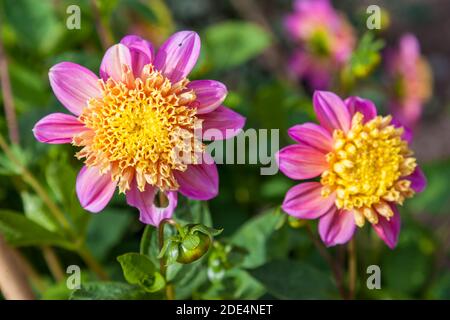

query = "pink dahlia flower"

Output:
[[284, 0, 355, 89], [277, 91, 426, 248], [386, 34, 432, 128], [33, 32, 245, 226]]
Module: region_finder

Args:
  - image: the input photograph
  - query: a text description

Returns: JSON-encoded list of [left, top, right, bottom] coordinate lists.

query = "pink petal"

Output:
[[344, 96, 377, 122], [187, 80, 227, 114], [372, 204, 401, 249], [99, 44, 132, 82], [319, 209, 356, 247], [198, 106, 245, 140], [287, 123, 333, 153], [276, 144, 328, 180], [406, 166, 427, 193], [391, 117, 413, 143], [400, 34, 420, 62], [154, 31, 201, 83], [76, 166, 117, 213], [174, 153, 218, 200], [33, 113, 87, 144], [126, 182, 177, 227], [313, 91, 351, 133], [282, 182, 336, 219], [120, 35, 154, 77], [49, 62, 101, 116]]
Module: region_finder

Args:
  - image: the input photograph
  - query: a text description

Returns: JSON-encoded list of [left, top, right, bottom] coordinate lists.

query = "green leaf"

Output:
[[117, 253, 165, 293], [200, 268, 264, 300], [250, 260, 337, 299], [70, 282, 156, 300], [45, 154, 90, 234], [203, 21, 271, 71], [175, 199, 213, 227], [0, 210, 72, 249], [0, 144, 27, 176], [231, 209, 284, 268], [21, 192, 59, 232]]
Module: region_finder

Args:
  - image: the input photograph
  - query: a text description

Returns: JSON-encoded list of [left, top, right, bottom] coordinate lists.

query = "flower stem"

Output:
[[0, 18, 20, 144], [305, 223, 347, 299], [41, 246, 65, 282], [348, 238, 357, 299], [158, 219, 177, 300], [0, 235, 35, 300]]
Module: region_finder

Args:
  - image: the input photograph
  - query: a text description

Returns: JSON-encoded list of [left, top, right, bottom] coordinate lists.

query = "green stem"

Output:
[[158, 219, 177, 300], [305, 223, 347, 299], [348, 238, 357, 299]]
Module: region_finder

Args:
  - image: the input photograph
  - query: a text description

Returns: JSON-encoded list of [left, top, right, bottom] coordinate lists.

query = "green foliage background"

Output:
[[0, 0, 449, 300]]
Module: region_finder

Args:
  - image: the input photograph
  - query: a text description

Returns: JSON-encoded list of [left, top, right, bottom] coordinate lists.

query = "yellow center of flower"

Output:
[[73, 64, 202, 193], [321, 112, 416, 227]]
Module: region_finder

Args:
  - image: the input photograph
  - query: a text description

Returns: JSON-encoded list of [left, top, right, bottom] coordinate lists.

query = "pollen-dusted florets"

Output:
[[73, 64, 203, 193], [320, 112, 416, 227]]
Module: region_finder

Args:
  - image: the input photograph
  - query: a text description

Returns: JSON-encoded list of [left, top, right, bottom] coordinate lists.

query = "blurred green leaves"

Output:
[[2, 0, 64, 54], [0, 210, 72, 248], [406, 160, 450, 215], [203, 21, 271, 72], [231, 209, 284, 268], [251, 260, 337, 299], [86, 209, 132, 261]]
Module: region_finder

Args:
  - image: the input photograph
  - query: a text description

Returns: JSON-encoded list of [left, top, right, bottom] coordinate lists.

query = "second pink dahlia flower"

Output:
[[33, 32, 245, 226], [277, 91, 426, 248]]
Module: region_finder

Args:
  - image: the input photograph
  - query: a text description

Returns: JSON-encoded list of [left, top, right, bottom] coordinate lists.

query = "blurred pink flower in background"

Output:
[[33, 32, 245, 226], [386, 34, 433, 128], [277, 91, 426, 248], [284, 0, 355, 89]]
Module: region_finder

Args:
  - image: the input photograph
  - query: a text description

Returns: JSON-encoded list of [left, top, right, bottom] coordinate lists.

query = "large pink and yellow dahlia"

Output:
[[33, 32, 245, 226], [277, 91, 426, 248]]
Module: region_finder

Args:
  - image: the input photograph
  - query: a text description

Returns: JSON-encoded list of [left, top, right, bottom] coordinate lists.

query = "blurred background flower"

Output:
[[385, 34, 433, 129], [284, 0, 355, 89]]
